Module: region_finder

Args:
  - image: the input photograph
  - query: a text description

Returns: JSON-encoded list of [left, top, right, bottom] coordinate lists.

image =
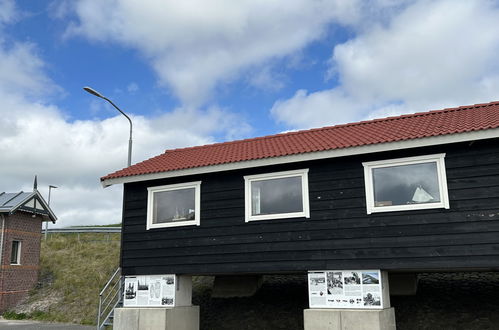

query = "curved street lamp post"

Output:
[[44, 185, 57, 240], [83, 86, 133, 167]]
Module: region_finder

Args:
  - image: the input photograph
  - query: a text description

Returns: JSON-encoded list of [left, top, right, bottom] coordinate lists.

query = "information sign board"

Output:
[[123, 274, 176, 307], [308, 270, 383, 309]]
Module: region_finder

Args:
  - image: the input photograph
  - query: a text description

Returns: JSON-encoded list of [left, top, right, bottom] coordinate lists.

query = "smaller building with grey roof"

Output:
[[0, 184, 56, 311]]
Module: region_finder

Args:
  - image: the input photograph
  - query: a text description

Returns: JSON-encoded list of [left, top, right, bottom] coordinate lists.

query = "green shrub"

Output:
[[3, 311, 27, 320]]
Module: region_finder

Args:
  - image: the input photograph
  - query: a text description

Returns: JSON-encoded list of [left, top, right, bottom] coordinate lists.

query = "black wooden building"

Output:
[[102, 101, 499, 277]]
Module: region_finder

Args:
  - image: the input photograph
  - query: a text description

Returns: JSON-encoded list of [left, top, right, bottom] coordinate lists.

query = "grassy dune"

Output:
[[7, 233, 120, 325]]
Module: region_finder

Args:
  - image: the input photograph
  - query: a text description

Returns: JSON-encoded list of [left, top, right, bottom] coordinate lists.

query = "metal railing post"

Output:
[[97, 267, 122, 329], [97, 294, 102, 330]]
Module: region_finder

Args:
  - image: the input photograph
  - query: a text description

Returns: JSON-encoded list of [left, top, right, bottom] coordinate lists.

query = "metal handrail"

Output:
[[100, 287, 123, 330], [100, 267, 121, 296], [102, 284, 121, 312], [101, 276, 122, 305], [101, 288, 122, 317], [101, 279, 122, 314], [97, 267, 123, 330]]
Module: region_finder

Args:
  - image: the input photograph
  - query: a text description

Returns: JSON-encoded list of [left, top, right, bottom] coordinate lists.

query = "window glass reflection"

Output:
[[251, 176, 303, 216], [372, 162, 440, 207], [153, 188, 195, 223]]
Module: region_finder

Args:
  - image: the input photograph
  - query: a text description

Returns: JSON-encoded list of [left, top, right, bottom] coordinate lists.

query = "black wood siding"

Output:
[[121, 138, 499, 275]]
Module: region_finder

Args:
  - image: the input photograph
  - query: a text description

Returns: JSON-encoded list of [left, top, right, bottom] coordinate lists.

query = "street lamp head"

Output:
[[83, 86, 104, 98], [83, 85, 133, 167], [49, 185, 58, 189]]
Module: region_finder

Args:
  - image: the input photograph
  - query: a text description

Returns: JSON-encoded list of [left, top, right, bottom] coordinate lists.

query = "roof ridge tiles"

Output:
[[163, 100, 499, 155]]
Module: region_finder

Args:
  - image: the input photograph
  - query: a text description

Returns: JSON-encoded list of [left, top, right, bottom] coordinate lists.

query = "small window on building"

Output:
[[244, 169, 310, 222], [363, 153, 449, 214], [10, 240, 21, 265], [147, 181, 201, 229]]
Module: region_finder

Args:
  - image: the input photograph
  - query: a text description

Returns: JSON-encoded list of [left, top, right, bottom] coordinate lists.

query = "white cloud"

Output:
[[0, 37, 249, 228], [8, 0, 499, 228], [127, 82, 139, 93], [63, 0, 361, 106], [271, 89, 367, 129], [47, 0, 71, 20], [0, 98, 248, 228], [0, 0, 16, 26], [335, 0, 499, 102], [247, 66, 285, 92], [272, 0, 499, 129], [0, 41, 59, 97]]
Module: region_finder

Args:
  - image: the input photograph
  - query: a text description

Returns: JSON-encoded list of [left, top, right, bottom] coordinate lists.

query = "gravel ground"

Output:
[[193, 272, 499, 330]]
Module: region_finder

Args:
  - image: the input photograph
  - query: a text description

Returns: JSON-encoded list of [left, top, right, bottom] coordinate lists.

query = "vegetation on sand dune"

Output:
[[5, 233, 120, 325]]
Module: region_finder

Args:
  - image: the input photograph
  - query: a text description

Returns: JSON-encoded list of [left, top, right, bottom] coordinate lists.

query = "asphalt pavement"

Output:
[[0, 318, 94, 329]]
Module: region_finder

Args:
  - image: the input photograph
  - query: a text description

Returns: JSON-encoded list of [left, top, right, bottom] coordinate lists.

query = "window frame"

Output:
[[146, 181, 201, 230], [10, 240, 21, 265], [362, 153, 450, 214], [244, 169, 310, 222]]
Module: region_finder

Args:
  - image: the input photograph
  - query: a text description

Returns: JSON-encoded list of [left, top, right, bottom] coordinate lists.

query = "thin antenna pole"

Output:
[[44, 185, 57, 241]]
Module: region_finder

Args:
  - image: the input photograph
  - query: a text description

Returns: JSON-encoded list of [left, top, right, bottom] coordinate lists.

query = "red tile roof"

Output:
[[102, 101, 499, 181]]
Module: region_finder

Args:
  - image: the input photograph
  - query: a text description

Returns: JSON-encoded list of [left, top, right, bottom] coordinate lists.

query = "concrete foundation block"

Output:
[[304, 308, 396, 330], [114, 307, 140, 330], [166, 306, 200, 330], [304, 309, 341, 330], [341, 308, 396, 330], [114, 306, 199, 330], [138, 308, 168, 330]]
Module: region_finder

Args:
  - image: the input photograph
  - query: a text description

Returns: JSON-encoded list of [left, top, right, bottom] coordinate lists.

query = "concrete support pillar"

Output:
[[304, 308, 396, 330], [304, 271, 396, 330], [176, 275, 193, 306], [114, 275, 199, 330], [114, 306, 199, 330]]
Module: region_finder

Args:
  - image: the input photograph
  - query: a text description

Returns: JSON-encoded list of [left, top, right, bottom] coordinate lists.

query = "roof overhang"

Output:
[[101, 127, 499, 187], [2, 191, 57, 223]]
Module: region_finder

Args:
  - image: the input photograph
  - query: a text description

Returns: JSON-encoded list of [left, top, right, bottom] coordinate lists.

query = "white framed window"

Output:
[[244, 169, 310, 222], [147, 181, 201, 229], [10, 240, 21, 265], [363, 153, 449, 214]]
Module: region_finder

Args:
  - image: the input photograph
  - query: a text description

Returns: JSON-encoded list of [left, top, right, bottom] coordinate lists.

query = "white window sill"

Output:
[[367, 202, 449, 214], [147, 220, 200, 230], [246, 211, 309, 222]]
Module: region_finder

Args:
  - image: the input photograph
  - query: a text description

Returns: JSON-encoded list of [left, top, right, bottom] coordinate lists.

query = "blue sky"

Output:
[[6, 1, 348, 135], [2, 0, 499, 227]]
